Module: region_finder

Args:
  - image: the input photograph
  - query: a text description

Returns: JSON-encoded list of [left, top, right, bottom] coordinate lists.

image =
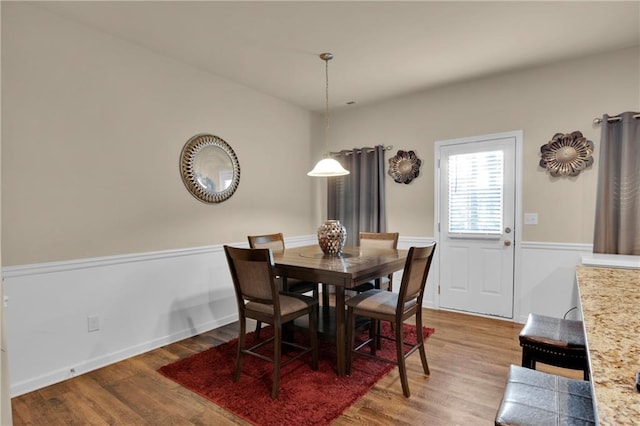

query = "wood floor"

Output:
[[10, 308, 581, 425]]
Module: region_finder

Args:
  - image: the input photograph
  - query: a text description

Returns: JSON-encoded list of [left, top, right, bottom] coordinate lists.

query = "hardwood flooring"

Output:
[[11, 308, 581, 425]]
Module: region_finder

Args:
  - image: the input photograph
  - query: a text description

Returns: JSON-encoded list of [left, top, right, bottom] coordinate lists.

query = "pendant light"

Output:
[[307, 53, 350, 177]]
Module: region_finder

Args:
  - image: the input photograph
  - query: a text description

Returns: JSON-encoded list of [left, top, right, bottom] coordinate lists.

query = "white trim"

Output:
[[2, 235, 319, 279], [397, 236, 435, 247], [520, 241, 592, 252], [2, 245, 229, 278], [581, 253, 640, 269], [284, 235, 317, 247]]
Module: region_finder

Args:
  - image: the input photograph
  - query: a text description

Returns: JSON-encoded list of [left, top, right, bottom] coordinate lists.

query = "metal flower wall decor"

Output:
[[539, 131, 594, 177], [388, 150, 422, 184]]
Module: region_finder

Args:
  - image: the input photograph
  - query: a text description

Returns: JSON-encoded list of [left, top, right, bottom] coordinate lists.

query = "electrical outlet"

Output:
[[87, 316, 100, 332], [524, 213, 538, 225]]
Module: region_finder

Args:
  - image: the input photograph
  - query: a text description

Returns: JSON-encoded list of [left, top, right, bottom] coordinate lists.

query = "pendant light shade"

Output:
[[308, 52, 350, 177], [307, 158, 349, 177]]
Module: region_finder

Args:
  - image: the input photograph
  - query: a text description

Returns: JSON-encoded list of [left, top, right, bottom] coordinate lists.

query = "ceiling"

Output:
[[34, 1, 640, 112]]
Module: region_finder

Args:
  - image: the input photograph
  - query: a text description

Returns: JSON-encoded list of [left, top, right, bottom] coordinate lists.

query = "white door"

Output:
[[436, 132, 519, 318]]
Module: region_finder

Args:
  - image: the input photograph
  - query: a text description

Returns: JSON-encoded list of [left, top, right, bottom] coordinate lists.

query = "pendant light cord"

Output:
[[307, 52, 349, 177], [324, 56, 330, 155]]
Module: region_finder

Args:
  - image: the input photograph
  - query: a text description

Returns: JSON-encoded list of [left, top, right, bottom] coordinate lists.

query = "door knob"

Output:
[[504, 240, 512, 247]]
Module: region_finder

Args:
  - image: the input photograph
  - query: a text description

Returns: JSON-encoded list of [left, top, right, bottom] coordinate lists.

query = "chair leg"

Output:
[[309, 307, 318, 371], [234, 316, 247, 383], [387, 277, 394, 333], [271, 323, 282, 399], [395, 320, 410, 397], [368, 318, 378, 355], [521, 348, 535, 370], [255, 321, 262, 340], [346, 307, 355, 375], [415, 312, 430, 375]]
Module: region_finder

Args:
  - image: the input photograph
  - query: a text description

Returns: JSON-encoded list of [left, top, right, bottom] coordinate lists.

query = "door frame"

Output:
[[433, 130, 524, 321]]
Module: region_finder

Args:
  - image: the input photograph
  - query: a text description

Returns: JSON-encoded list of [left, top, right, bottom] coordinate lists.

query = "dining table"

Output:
[[272, 244, 408, 377]]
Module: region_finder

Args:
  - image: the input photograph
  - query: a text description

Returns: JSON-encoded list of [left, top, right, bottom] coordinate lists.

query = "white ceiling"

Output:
[[34, 1, 640, 112]]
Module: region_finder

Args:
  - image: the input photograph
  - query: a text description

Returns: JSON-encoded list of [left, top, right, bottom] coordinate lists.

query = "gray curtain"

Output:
[[593, 111, 640, 255], [327, 145, 386, 246]]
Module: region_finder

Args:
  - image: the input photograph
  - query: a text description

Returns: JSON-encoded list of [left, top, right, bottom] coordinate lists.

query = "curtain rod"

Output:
[[330, 145, 393, 155], [593, 114, 640, 125]]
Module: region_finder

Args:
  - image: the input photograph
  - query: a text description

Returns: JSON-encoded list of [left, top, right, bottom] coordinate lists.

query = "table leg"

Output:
[[335, 286, 346, 377]]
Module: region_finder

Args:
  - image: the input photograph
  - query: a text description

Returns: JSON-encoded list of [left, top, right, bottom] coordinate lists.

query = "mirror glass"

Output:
[[180, 134, 240, 203]]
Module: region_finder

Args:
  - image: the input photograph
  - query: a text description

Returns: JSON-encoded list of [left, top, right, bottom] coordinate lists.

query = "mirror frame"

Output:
[[180, 134, 241, 203]]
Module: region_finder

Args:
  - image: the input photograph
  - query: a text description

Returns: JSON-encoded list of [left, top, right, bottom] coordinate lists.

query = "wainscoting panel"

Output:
[[516, 241, 592, 323], [4, 245, 234, 396], [2, 236, 590, 396]]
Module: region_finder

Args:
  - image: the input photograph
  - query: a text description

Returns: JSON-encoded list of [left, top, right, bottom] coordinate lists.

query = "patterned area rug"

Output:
[[158, 323, 434, 426]]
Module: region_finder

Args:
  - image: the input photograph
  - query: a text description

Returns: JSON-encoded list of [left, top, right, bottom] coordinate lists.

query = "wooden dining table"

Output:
[[272, 244, 408, 377]]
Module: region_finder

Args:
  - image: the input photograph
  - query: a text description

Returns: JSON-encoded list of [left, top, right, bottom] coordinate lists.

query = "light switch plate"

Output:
[[87, 316, 100, 332], [524, 213, 538, 225]]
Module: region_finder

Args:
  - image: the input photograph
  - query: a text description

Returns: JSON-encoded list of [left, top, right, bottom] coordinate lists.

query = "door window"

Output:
[[448, 150, 503, 237]]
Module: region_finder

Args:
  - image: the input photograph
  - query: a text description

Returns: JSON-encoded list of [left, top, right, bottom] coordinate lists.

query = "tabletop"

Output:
[[273, 245, 408, 288]]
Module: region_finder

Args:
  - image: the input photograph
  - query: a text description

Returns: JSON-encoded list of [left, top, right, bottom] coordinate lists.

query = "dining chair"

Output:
[[248, 233, 321, 338], [224, 245, 318, 399], [346, 243, 436, 397], [352, 231, 400, 294]]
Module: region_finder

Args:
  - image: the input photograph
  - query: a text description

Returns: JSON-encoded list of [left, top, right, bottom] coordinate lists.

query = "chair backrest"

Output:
[[397, 243, 437, 308], [248, 233, 286, 254], [359, 232, 399, 250], [224, 246, 278, 307]]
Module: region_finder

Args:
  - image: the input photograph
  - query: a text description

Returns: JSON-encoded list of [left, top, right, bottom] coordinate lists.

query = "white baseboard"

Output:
[[8, 315, 236, 397]]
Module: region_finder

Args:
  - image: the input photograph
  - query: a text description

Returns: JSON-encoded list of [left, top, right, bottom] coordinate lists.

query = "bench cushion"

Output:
[[495, 365, 595, 426], [520, 313, 586, 348]]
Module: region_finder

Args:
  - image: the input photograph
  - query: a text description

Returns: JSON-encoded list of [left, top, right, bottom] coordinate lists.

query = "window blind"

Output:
[[448, 150, 504, 235]]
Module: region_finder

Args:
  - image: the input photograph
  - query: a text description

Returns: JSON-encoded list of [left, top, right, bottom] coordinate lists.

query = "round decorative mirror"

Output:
[[180, 134, 240, 203]]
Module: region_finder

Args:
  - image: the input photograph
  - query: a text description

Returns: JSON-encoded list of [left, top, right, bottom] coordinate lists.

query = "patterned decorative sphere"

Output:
[[317, 220, 347, 255]]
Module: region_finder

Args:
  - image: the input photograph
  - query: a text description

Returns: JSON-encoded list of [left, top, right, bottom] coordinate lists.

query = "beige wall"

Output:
[[2, 2, 639, 269], [329, 47, 640, 244], [0, 2, 12, 420], [1, 3, 318, 266]]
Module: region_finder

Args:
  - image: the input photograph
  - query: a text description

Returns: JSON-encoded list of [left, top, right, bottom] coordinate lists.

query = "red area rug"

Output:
[[158, 323, 434, 426]]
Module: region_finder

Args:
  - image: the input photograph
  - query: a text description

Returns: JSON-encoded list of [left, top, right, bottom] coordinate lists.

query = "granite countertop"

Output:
[[576, 266, 640, 425]]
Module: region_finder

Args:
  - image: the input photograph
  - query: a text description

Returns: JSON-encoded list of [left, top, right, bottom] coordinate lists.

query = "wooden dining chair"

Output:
[[346, 243, 436, 397], [351, 232, 400, 294], [224, 245, 318, 399], [248, 233, 320, 338]]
